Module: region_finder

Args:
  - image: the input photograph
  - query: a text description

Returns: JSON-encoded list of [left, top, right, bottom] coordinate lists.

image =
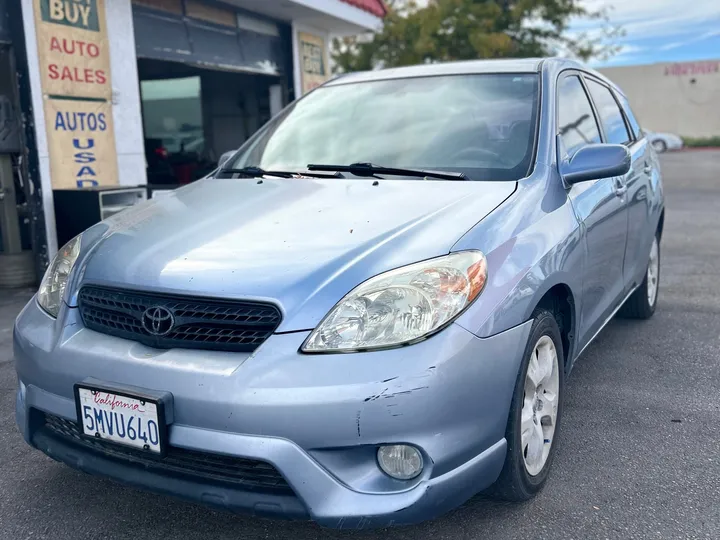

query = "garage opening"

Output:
[[133, 0, 291, 187]]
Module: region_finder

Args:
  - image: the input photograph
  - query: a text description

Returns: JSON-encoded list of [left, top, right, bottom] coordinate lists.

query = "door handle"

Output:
[[643, 164, 652, 174], [615, 183, 627, 197]]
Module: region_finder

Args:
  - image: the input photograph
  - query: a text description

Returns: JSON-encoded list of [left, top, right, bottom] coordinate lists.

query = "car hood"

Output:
[[76, 177, 515, 331]]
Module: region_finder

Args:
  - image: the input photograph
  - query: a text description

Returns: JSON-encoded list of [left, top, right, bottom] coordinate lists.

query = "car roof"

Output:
[[326, 58, 545, 86], [324, 57, 624, 94]]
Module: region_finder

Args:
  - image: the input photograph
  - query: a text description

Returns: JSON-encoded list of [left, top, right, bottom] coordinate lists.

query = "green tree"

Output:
[[332, 0, 622, 72]]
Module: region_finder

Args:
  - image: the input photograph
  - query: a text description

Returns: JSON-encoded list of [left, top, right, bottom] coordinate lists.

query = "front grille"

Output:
[[77, 286, 282, 352], [43, 414, 293, 494]]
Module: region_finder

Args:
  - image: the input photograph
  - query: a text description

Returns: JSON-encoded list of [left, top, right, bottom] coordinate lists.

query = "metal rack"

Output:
[[53, 186, 147, 246]]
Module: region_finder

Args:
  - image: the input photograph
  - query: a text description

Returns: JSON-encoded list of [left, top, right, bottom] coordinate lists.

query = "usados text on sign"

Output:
[[34, 0, 118, 188], [46, 99, 116, 189]]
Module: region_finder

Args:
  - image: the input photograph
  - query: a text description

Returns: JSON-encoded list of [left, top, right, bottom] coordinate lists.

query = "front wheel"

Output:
[[490, 309, 565, 501], [619, 235, 660, 319], [652, 140, 667, 153]]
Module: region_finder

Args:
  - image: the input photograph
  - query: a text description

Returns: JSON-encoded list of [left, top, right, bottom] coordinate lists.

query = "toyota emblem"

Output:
[[141, 306, 175, 336]]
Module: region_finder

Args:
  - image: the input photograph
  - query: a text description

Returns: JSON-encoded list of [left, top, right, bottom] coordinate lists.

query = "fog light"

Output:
[[377, 445, 423, 480]]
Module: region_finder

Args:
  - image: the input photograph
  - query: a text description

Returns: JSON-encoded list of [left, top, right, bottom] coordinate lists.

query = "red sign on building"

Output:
[[665, 61, 720, 76]]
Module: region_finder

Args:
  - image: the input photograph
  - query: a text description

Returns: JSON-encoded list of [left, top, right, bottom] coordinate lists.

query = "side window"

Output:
[[557, 75, 601, 156], [585, 79, 632, 145], [616, 93, 643, 140]]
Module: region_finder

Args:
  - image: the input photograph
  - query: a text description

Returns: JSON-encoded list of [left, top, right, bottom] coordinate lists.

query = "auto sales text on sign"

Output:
[[34, 0, 118, 189]]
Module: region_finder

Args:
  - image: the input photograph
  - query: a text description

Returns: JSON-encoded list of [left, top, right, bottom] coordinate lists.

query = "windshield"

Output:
[[227, 73, 539, 181]]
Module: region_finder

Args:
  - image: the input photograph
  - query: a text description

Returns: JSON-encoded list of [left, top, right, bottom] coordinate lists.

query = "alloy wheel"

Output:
[[521, 335, 560, 476], [652, 140, 667, 153], [647, 237, 659, 307]]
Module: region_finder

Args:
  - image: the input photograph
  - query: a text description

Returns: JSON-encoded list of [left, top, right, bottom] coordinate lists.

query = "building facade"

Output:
[[599, 59, 720, 139], [0, 0, 383, 285]]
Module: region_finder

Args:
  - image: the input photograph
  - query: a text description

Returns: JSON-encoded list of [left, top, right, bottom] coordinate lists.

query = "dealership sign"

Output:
[[665, 61, 720, 77], [34, 0, 118, 189]]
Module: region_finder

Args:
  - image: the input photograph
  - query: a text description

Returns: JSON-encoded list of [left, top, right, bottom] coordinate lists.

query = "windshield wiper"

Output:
[[306, 162, 466, 181], [216, 166, 344, 179]]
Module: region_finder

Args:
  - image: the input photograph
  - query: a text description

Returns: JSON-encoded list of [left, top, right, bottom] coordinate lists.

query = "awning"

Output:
[[340, 0, 386, 18], [132, 5, 285, 76]]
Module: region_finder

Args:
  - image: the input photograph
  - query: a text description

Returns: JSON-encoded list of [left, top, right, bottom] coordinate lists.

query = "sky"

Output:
[[410, 0, 719, 67], [576, 0, 720, 67]]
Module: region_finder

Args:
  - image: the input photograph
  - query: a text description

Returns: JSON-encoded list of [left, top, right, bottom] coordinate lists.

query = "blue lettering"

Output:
[[74, 152, 96, 164], [73, 138, 95, 149], [148, 420, 159, 446], [93, 409, 105, 432], [82, 405, 94, 431], [102, 410, 115, 435], [76, 166, 96, 177], [56, 112, 108, 132], [115, 413, 126, 437], [66, 113, 77, 131], [76, 179, 99, 187], [127, 416, 137, 440], [55, 112, 66, 131], [137, 417, 148, 443]]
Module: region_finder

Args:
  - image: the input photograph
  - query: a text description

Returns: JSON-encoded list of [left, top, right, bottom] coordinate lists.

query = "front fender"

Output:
[[453, 171, 584, 342]]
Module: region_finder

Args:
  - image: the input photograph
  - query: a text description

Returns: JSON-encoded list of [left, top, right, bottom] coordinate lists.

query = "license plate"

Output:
[[75, 386, 164, 453]]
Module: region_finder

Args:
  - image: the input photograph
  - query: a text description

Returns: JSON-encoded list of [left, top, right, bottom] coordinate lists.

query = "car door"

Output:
[[614, 91, 656, 288], [557, 73, 629, 351], [584, 78, 649, 294]]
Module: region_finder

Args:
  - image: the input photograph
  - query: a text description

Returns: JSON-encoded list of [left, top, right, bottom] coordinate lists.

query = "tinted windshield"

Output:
[[228, 73, 539, 181]]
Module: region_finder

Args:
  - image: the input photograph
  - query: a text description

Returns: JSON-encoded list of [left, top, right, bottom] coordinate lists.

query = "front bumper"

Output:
[[14, 298, 531, 528]]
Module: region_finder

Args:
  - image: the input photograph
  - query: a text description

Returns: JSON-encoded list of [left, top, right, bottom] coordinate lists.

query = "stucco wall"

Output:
[[599, 59, 720, 138]]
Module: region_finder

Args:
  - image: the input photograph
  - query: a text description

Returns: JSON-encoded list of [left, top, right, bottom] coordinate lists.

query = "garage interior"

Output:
[[133, 0, 292, 186]]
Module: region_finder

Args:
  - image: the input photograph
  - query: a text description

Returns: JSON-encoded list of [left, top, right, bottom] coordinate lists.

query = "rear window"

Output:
[[616, 93, 643, 140], [586, 79, 632, 145], [557, 76, 601, 156]]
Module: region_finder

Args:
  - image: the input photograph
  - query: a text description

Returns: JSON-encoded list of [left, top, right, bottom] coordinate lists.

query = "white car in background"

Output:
[[645, 130, 683, 153]]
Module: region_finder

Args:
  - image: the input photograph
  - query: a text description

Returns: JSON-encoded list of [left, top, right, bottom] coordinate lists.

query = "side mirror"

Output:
[[560, 143, 631, 185], [218, 150, 236, 169]]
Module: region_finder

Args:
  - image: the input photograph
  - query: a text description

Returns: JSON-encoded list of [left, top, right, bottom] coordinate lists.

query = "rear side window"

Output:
[[585, 79, 632, 145], [557, 75, 601, 156], [616, 93, 643, 139]]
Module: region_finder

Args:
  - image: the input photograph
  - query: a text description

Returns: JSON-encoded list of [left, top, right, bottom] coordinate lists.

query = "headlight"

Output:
[[302, 251, 487, 353], [37, 236, 82, 318]]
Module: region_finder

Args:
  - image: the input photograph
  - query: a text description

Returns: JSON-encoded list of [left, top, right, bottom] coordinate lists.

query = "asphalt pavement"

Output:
[[1, 150, 719, 539]]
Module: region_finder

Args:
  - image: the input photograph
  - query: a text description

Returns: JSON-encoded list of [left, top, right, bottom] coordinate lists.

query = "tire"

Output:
[[652, 140, 667, 153], [489, 309, 565, 501], [619, 235, 660, 319]]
